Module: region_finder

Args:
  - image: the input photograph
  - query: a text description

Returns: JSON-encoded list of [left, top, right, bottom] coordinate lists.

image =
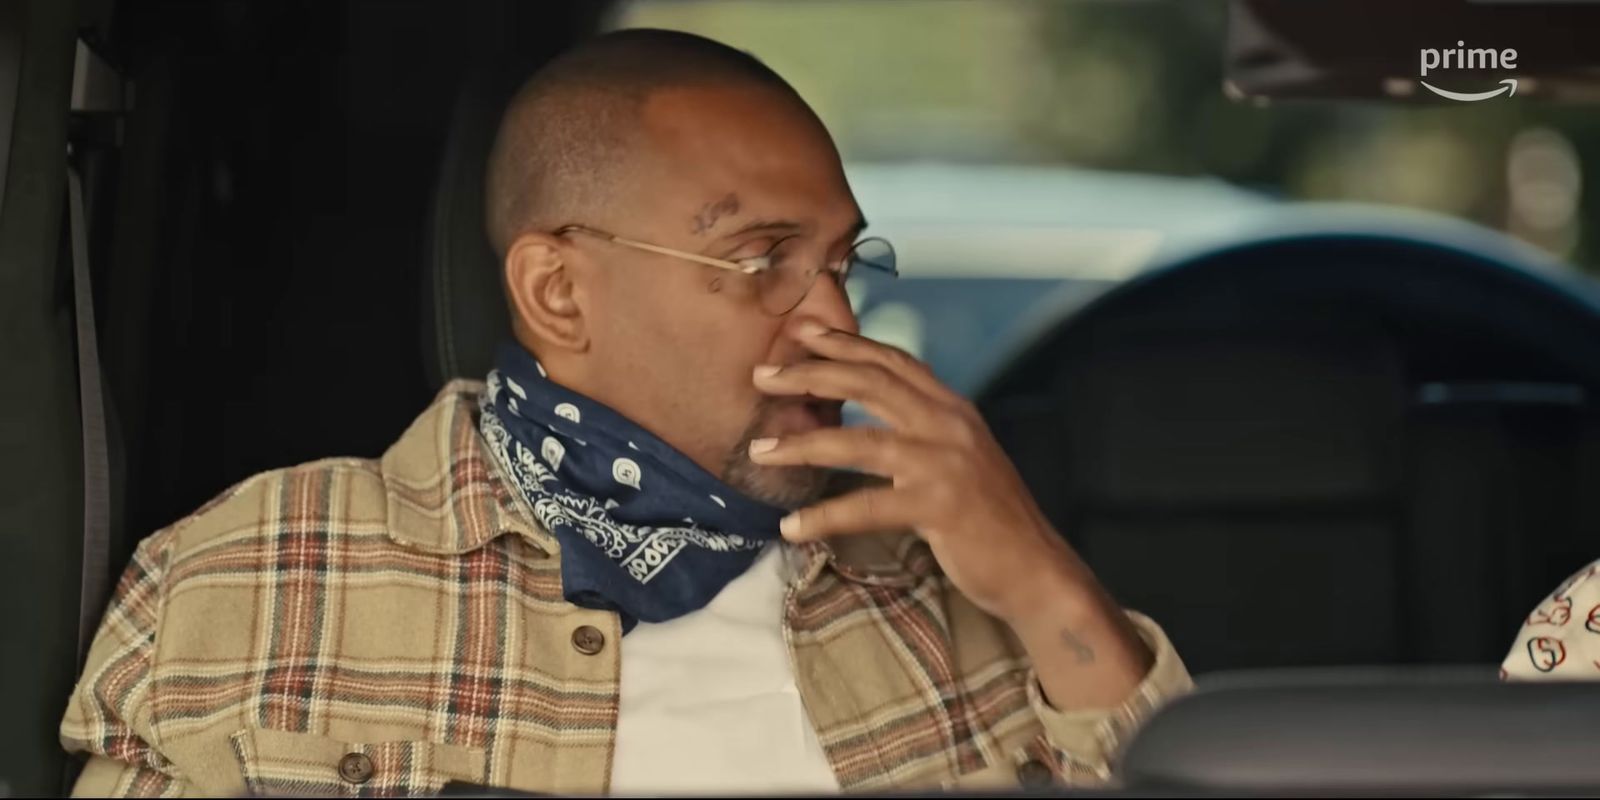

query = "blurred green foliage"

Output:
[[616, 0, 1600, 270]]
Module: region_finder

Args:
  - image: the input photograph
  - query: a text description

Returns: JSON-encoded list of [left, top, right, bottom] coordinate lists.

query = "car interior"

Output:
[[3, 2, 604, 792], [979, 232, 1600, 674], [1121, 669, 1600, 793], [4, 0, 1600, 795]]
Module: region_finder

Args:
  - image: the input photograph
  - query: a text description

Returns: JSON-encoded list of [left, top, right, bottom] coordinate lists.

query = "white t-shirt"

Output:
[[609, 544, 842, 796]]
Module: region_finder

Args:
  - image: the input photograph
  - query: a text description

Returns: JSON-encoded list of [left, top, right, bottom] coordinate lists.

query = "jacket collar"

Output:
[[378, 380, 936, 586], [379, 380, 558, 557], [787, 530, 937, 593], [775, 472, 939, 591]]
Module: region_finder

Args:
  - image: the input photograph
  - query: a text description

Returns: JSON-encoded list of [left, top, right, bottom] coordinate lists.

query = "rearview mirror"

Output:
[[1225, 0, 1600, 103]]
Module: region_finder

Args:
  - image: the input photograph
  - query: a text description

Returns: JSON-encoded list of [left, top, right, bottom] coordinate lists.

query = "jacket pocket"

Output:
[[229, 727, 487, 797]]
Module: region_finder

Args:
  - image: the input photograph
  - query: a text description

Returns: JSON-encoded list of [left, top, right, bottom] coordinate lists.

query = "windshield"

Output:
[[613, 0, 1595, 394], [615, 0, 1592, 269]]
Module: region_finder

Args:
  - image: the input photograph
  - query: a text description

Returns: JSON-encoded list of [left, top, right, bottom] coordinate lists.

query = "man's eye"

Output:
[[733, 237, 799, 273], [734, 254, 773, 273], [718, 247, 765, 272]]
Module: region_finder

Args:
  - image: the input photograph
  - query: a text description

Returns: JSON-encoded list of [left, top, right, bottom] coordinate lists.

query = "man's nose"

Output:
[[787, 272, 859, 336]]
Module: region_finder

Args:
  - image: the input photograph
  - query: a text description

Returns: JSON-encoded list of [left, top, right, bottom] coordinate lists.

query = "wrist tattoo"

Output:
[[1060, 628, 1096, 665]]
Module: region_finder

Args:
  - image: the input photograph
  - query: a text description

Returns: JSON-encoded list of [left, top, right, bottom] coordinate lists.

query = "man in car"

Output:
[[61, 29, 1190, 796]]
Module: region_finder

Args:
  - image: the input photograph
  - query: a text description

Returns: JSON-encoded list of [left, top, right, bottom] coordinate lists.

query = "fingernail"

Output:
[[779, 513, 801, 538], [753, 364, 782, 379], [797, 320, 830, 338], [748, 437, 778, 455]]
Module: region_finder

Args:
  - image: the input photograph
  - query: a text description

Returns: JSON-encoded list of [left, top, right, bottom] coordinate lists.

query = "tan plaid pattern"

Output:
[[61, 381, 1191, 797], [230, 728, 487, 797]]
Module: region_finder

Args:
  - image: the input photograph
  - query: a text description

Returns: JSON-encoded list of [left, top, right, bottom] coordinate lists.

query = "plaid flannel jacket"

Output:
[[61, 381, 1192, 797]]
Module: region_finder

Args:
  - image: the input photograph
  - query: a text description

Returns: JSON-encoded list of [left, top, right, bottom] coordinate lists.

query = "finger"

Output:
[[792, 322, 965, 406], [779, 486, 925, 542], [753, 359, 943, 431], [748, 426, 944, 478]]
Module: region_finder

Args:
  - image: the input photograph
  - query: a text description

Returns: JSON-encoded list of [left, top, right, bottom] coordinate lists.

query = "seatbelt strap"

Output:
[[68, 163, 112, 667]]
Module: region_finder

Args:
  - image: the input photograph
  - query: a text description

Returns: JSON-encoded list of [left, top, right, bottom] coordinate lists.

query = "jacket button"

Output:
[[337, 752, 374, 784], [571, 624, 606, 655], [1016, 758, 1054, 787]]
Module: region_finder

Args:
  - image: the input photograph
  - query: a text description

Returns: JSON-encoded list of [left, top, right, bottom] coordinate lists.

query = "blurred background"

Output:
[[618, 0, 1594, 267]]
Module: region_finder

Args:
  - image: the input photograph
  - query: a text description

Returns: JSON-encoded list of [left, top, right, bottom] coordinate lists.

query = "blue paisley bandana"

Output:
[[478, 342, 788, 633]]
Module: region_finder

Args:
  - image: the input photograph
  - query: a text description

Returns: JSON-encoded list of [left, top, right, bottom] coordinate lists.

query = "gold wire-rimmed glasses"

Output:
[[554, 223, 897, 315]]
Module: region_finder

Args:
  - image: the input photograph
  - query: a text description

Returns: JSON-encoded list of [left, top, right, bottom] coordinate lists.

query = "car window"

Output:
[[614, 0, 1594, 270]]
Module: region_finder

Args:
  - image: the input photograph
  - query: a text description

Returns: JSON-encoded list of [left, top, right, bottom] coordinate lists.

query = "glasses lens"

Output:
[[758, 258, 810, 316], [843, 238, 897, 314], [850, 237, 896, 275], [760, 237, 898, 316]]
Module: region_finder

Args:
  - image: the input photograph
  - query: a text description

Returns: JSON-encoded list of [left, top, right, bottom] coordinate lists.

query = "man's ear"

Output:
[[504, 232, 588, 353]]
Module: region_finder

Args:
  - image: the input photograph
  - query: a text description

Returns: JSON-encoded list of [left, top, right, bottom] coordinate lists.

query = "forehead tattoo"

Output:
[[691, 193, 741, 235]]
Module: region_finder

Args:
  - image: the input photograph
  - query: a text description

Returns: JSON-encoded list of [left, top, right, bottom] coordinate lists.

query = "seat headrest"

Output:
[[421, 66, 524, 390], [1062, 318, 1407, 504]]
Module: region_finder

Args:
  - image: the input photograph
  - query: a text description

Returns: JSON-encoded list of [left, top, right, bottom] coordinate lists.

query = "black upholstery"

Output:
[[1122, 669, 1600, 793], [990, 316, 1410, 672], [422, 65, 521, 390], [0, 1, 87, 793], [979, 235, 1600, 674], [1070, 320, 1407, 670], [4, 6, 604, 796], [1060, 321, 1404, 506]]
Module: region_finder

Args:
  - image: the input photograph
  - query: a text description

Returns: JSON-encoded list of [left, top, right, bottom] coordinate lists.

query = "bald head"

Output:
[[484, 29, 809, 259], [486, 29, 861, 505]]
